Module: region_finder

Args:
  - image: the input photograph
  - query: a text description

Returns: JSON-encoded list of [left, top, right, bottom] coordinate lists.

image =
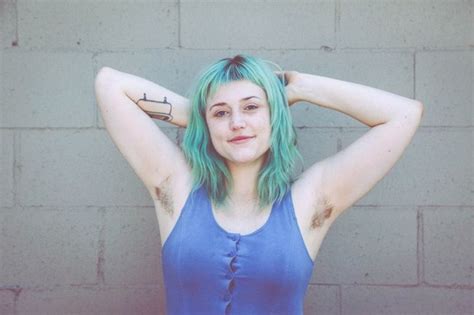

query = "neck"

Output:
[[227, 158, 272, 212], [228, 163, 259, 198]]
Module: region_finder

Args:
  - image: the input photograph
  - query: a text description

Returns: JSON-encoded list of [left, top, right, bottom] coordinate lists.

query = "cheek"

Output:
[[255, 113, 271, 135], [206, 121, 224, 145]]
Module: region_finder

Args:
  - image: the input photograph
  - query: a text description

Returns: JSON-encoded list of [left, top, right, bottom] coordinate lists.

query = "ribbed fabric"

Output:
[[162, 185, 315, 315]]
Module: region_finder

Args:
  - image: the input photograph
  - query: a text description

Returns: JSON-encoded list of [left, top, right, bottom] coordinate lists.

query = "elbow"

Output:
[[395, 101, 424, 125], [415, 100, 424, 112], [414, 101, 425, 120], [406, 101, 424, 125], [408, 100, 424, 118], [95, 67, 121, 92], [94, 67, 123, 106], [95, 67, 114, 85]]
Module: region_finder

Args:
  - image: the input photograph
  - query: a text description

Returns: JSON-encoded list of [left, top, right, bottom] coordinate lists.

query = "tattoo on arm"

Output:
[[136, 93, 173, 122]]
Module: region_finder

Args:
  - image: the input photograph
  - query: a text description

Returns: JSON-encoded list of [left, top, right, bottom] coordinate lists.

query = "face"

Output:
[[205, 80, 271, 168]]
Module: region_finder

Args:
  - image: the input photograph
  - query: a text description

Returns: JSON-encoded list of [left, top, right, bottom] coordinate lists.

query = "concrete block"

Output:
[[1, 208, 100, 286], [17, 0, 178, 50], [340, 127, 471, 206], [314, 207, 417, 285], [1, 50, 95, 128], [294, 128, 338, 177], [0, 0, 17, 48], [304, 284, 339, 315], [18, 128, 177, 206], [181, 1, 334, 49], [0, 290, 15, 315], [17, 286, 165, 315], [423, 207, 473, 286], [416, 51, 472, 126], [104, 207, 163, 285], [341, 285, 474, 315], [339, 0, 472, 49], [1, 130, 14, 207]]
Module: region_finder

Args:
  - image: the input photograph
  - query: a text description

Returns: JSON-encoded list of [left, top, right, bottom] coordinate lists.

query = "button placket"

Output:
[[223, 233, 240, 309]]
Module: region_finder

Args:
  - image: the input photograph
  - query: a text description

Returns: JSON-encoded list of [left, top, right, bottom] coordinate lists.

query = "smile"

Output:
[[228, 136, 255, 144]]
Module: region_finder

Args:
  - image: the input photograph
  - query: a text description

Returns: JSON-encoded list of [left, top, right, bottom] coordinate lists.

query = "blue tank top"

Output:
[[161, 185, 315, 315]]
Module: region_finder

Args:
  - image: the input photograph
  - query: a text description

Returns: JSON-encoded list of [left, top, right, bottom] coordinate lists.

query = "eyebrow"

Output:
[[209, 96, 261, 111]]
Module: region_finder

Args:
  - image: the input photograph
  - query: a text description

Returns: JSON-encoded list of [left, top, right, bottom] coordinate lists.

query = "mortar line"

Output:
[[336, 128, 343, 152], [419, 209, 426, 285], [13, 287, 21, 315], [13, 0, 19, 47], [92, 52, 99, 128], [413, 51, 417, 99], [337, 284, 342, 315], [12, 131, 19, 207], [418, 208, 425, 285], [178, 0, 181, 48], [3, 46, 471, 54], [334, 0, 340, 51], [96, 207, 106, 286]]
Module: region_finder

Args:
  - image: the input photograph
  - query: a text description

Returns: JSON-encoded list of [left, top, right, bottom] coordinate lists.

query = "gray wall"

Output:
[[1, 0, 472, 314]]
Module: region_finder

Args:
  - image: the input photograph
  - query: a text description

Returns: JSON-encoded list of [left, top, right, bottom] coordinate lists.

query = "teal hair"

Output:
[[182, 54, 301, 208]]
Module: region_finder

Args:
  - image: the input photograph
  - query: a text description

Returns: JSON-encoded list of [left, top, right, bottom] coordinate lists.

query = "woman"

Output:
[[94, 54, 423, 314]]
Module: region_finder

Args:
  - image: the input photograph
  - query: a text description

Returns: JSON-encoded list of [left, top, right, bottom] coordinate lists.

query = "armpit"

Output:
[[310, 196, 334, 229], [154, 179, 174, 216]]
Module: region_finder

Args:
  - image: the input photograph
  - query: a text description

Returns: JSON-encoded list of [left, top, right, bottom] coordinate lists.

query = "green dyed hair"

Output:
[[182, 54, 301, 208]]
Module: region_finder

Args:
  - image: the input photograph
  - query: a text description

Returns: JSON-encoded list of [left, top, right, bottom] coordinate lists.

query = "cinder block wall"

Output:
[[1, 1, 472, 314]]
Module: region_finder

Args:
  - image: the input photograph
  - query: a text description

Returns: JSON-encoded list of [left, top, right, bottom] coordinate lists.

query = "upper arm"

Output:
[[94, 68, 189, 197], [296, 104, 423, 227]]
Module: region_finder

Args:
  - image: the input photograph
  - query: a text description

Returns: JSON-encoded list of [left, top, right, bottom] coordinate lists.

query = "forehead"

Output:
[[206, 80, 266, 107]]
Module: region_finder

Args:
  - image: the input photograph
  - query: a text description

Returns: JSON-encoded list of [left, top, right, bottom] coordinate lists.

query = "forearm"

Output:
[[293, 73, 423, 127], [97, 67, 190, 127]]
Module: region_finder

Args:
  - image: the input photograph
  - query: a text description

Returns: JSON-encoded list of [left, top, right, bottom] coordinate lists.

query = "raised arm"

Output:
[[286, 71, 423, 230], [94, 67, 191, 199]]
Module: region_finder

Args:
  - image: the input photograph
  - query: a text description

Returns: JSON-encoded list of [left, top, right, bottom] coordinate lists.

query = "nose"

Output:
[[230, 113, 246, 130]]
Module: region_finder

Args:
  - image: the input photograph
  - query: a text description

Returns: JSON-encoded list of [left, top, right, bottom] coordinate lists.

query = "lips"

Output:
[[229, 136, 255, 143]]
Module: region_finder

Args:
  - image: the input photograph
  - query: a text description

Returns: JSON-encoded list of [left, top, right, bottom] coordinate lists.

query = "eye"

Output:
[[245, 104, 258, 111], [214, 110, 229, 118]]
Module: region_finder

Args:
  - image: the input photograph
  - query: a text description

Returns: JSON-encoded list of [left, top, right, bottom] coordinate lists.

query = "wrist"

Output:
[[279, 71, 304, 105], [293, 73, 313, 103]]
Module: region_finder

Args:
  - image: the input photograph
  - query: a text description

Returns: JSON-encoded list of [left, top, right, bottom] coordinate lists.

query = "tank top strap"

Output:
[[272, 186, 296, 225]]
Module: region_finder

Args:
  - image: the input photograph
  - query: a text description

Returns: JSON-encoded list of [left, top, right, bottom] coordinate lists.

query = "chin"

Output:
[[225, 154, 267, 167]]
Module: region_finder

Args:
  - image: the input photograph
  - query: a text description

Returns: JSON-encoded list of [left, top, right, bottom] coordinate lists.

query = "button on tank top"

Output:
[[162, 185, 315, 315]]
